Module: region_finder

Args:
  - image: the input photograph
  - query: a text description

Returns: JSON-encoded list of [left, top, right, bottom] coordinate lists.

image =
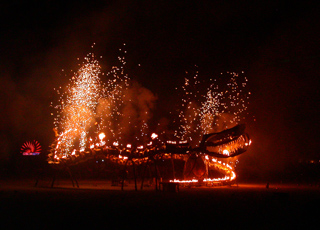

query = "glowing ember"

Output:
[[223, 149, 230, 156], [99, 132, 106, 140], [151, 133, 158, 139]]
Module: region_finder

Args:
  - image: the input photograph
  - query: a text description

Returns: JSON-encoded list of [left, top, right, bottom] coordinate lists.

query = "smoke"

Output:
[[180, 100, 201, 146], [1, 1, 318, 181], [119, 81, 157, 143], [209, 113, 240, 133], [96, 80, 157, 144]]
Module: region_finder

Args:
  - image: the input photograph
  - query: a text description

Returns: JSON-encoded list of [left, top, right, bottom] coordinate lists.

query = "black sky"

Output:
[[1, 0, 319, 178]]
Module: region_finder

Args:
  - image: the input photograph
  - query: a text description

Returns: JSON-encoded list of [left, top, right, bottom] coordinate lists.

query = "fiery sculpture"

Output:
[[48, 50, 252, 188], [200, 124, 251, 158], [173, 124, 250, 184]]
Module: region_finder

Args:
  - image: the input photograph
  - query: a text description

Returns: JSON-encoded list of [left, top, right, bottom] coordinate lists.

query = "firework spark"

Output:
[[50, 53, 105, 160], [175, 70, 250, 147], [49, 47, 156, 162]]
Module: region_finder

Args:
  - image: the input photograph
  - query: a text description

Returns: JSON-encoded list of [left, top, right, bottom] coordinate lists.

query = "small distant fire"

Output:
[[21, 140, 41, 156]]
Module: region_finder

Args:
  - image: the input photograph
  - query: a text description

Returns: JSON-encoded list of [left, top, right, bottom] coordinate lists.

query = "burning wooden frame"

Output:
[[45, 124, 251, 189]]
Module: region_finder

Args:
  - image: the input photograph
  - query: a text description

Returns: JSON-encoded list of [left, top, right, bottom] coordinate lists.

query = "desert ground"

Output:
[[1, 179, 319, 229]]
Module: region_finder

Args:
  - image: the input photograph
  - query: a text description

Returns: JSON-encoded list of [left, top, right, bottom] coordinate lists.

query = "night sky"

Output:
[[1, 0, 319, 179]]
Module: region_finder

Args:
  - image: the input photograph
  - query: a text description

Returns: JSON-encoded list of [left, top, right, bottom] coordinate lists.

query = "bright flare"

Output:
[[99, 132, 106, 141]]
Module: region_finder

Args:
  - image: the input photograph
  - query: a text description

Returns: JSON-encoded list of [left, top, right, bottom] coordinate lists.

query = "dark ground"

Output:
[[0, 179, 319, 229]]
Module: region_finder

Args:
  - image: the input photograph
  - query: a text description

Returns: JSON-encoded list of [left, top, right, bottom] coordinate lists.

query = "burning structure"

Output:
[[47, 125, 250, 188], [47, 50, 251, 188]]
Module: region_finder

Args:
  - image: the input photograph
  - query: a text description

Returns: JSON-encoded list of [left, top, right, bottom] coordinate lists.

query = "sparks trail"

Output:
[[174, 70, 251, 148], [96, 47, 130, 142], [50, 47, 156, 161], [51, 53, 105, 159]]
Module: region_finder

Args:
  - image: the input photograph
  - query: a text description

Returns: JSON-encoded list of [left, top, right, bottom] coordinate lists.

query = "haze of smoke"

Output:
[[96, 80, 157, 144], [119, 81, 157, 143]]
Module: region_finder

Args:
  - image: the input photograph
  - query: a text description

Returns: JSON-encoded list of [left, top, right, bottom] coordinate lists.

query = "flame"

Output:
[[167, 140, 177, 144], [151, 133, 158, 139], [223, 149, 230, 156], [170, 154, 236, 184], [99, 132, 106, 140], [119, 155, 128, 160]]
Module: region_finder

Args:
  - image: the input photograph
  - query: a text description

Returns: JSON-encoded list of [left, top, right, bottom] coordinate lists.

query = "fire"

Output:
[[167, 140, 177, 144], [245, 140, 252, 146], [223, 149, 230, 156], [50, 54, 104, 159], [151, 133, 158, 139], [47, 48, 252, 187], [99, 132, 106, 140], [170, 172, 236, 184]]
